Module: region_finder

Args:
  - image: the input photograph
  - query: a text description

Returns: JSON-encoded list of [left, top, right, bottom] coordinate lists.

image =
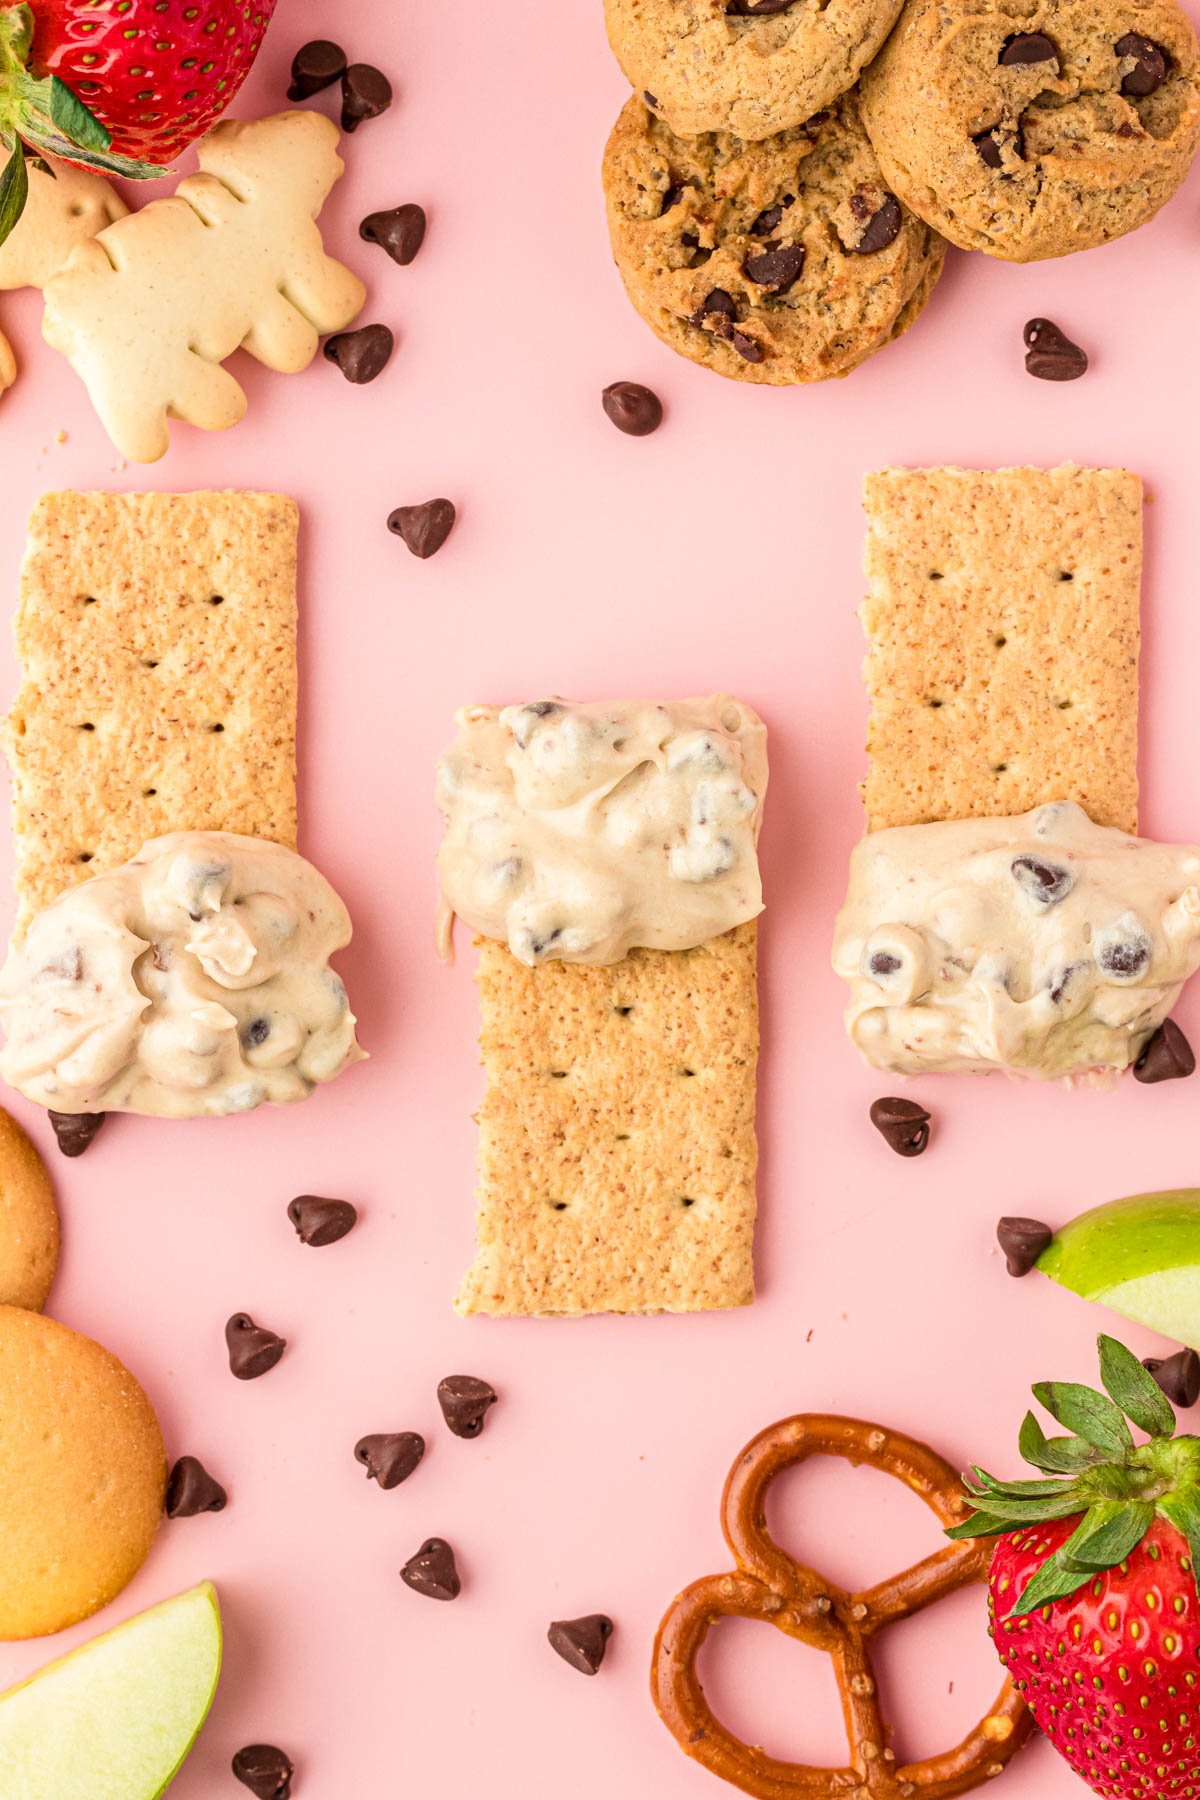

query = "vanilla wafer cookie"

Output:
[[861, 466, 1142, 833], [5, 490, 297, 930]]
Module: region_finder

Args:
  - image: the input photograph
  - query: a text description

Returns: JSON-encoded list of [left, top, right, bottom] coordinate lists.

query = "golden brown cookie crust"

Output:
[[603, 93, 945, 385], [605, 0, 906, 140], [0, 1306, 166, 1639], [860, 0, 1200, 261], [0, 1107, 58, 1312]]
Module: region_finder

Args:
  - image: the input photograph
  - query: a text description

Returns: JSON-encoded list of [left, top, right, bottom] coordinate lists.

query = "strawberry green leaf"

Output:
[[1159, 1488, 1200, 1585], [0, 134, 28, 246], [47, 76, 111, 154], [1032, 1380, 1135, 1457], [1058, 1498, 1155, 1572], [17, 120, 166, 181], [0, 4, 34, 66], [1018, 1411, 1104, 1474], [1098, 1333, 1177, 1437], [969, 1465, 1075, 1500], [946, 1511, 1023, 1541], [1011, 1546, 1095, 1615]]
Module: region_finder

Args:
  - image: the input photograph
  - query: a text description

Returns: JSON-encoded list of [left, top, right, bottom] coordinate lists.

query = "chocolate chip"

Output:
[[437, 1374, 497, 1438], [1134, 1018, 1196, 1084], [48, 1109, 106, 1157], [288, 1194, 358, 1246], [355, 1431, 425, 1489], [287, 38, 345, 100], [848, 193, 902, 254], [388, 499, 456, 559], [743, 242, 806, 292], [548, 1614, 614, 1675], [324, 324, 393, 384], [690, 287, 736, 329], [225, 1313, 286, 1380], [751, 198, 792, 236], [726, 0, 795, 13], [341, 62, 392, 132], [996, 1216, 1053, 1277], [1023, 317, 1088, 381], [730, 329, 764, 363], [165, 1454, 227, 1518], [601, 381, 663, 436], [242, 1017, 270, 1049], [401, 1537, 460, 1601], [1143, 1349, 1200, 1408], [1097, 930, 1151, 981], [974, 123, 1025, 166], [1116, 31, 1169, 96], [999, 31, 1057, 65], [1011, 855, 1075, 906], [661, 182, 685, 214], [868, 1096, 931, 1157], [232, 1744, 293, 1799], [359, 203, 426, 265], [869, 951, 902, 976]]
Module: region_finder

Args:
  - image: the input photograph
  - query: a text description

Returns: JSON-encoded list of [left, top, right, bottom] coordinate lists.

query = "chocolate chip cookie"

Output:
[[602, 93, 945, 385], [860, 0, 1200, 261], [605, 0, 906, 139]]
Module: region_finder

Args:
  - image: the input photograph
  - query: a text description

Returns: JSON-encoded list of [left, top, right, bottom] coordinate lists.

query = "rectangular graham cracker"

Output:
[[6, 489, 298, 928], [455, 922, 759, 1317], [861, 466, 1142, 833]]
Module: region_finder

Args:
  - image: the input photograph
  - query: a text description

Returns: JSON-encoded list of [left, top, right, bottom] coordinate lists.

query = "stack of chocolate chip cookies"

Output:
[[601, 0, 1200, 384]]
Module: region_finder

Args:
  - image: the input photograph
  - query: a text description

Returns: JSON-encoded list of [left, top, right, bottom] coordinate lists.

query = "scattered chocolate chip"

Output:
[[359, 203, 426, 265], [355, 1431, 425, 1488], [287, 38, 345, 100], [1143, 1348, 1200, 1408], [751, 198, 793, 236], [868, 1096, 931, 1157], [743, 242, 806, 292], [232, 1744, 293, 1799], [848, 193, 902, 254], [1116, 31, 1169, 97], [225, 1313, 286, 1381], [401, 1537, 460, 1600], [48, 1109, 106, 1157], [1134, 1018, 1196, 1084], [341, 63, 392, 132], [996, 1216, 1053, 1277], [601, 381, 663, 436], [726, 0, 795, 13], [288, 1194, 358, 1246], [165, 1455, 227, 1518], [1011, 855, 1075, 906], [437, 1374, 497, 1438], [999, 31, 1057, 65], [1023, 317, 1088, 381], [388, 499, 456, 559], [323, 324, 394, 384], [548, 1614, 614, 1675]]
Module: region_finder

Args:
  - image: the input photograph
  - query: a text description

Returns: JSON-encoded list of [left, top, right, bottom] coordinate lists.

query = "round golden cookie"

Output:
[[0, 1106, 59, 1311], [603, 92, 945, 385], [860, 0, 1200, 261], [0, 1307, 166, 1639], [604, 0, 907, 140]]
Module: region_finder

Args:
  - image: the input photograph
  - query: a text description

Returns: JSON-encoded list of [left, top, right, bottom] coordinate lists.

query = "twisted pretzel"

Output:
[[651, 1415, 1033, 1799]]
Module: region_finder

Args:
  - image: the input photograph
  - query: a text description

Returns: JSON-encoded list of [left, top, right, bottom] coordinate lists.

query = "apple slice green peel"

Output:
[[1037, 1189, 1200, 1351], [0, 1581, 221, 1799]]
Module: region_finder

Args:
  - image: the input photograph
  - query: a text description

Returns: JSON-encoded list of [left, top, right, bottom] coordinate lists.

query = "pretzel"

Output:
[[651, 1415, 1033, 1799]]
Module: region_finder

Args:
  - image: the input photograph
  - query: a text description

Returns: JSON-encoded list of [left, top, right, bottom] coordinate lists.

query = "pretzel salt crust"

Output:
[[42, 110, 365, 462], [652, 1415, 1033, 1798], [0, 158, 127, 395]]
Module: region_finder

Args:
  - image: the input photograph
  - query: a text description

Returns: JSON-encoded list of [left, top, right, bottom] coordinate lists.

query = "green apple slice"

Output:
[[0, 1581, 221, 1799], [1037, 1190, 1200, 1350]]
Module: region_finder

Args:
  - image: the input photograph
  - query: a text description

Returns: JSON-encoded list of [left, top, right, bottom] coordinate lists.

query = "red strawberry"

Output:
[[0, 0, 277, 241], [951, 1335, 1200, 1800]]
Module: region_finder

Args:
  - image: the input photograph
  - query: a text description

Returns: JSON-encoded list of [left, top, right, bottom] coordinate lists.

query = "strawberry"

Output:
[[0, 0, 276, 241], [950, 1335, 1200, 1799]]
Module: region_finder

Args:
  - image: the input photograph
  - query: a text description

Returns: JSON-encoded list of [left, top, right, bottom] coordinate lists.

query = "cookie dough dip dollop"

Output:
[[0, 832, 362, 1118], [437, 696, 767, 964]]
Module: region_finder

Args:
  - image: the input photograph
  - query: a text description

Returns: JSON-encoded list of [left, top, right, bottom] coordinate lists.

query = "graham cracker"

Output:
[[456, 922, 759, 1317], [6, 490, 297, 929], [861, 466, 1142, 833]]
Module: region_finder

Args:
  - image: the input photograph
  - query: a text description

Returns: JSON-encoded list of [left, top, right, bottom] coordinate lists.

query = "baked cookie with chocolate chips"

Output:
[[860, 0, 1200, 261], [602, 93, 945, 385], [605, 0, 906, 140], [0, 1106, 58, 1311]]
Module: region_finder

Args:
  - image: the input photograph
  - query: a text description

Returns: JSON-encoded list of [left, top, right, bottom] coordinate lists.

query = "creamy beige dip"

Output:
[[832, 802, 1200, 1082], [0, 832, 362, 1117], [437, 696, 767, 966]]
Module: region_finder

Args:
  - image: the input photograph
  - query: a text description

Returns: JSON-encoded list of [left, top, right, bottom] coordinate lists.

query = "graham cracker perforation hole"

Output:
[[550, 1200, 568, 1212], [208, 594, 225, 606], [208, 723, 225, 733], [992, 634, 1007, 649], [77, 722, 94, 732], [76, 852, 93, 864], [613, 1004, 633, 1016], [679, 1196, 696, 1209], [142, 659, 159, 669]]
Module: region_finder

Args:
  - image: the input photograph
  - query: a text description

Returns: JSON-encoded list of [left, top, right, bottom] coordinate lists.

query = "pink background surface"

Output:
[[1, 1, 1200, 1794]]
